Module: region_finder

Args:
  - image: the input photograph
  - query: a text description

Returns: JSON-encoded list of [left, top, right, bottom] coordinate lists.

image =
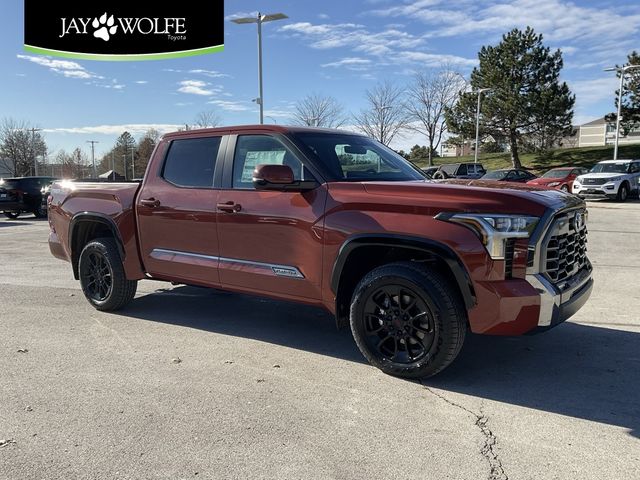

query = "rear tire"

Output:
[[4, 212, 19, 219], [349, 261, 467, 379], [616, 183, 629, 202], [78, 237, 137, 311], [33, 205, 47, 219]]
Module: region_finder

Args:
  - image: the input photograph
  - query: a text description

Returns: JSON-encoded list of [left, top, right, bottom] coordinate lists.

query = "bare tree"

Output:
[[293, 93, 347, 128], [193, 110, 221, 128], [0, 118, 47, 176], [353, 82, 410, 145], [406, 68, 466, 166]]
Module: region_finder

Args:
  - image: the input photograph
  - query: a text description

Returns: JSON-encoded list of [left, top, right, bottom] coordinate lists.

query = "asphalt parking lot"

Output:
[[1, 199, 639, 480]]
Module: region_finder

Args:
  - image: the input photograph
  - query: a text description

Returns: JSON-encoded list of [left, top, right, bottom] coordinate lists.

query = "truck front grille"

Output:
[[583, 178, 606, 185], [543, 210, 588, 283]]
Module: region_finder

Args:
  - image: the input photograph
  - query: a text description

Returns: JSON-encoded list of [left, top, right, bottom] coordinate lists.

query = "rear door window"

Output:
[[162, 137, 221, 188], [457, 164, 468, 175]]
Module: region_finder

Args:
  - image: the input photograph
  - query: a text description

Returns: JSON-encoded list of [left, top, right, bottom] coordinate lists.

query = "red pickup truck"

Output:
[[47, 125, 593, 378]]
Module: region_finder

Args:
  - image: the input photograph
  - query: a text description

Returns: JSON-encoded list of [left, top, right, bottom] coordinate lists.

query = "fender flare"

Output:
[[330, 233, 476, 310], [69, 212, 126, 277]]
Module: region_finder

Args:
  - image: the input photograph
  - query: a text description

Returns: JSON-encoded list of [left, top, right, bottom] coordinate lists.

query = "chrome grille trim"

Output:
[[540, 210, 588, 284]]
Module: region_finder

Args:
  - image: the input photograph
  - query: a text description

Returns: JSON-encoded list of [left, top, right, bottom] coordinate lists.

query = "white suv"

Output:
[[573, 159, 640, 202]]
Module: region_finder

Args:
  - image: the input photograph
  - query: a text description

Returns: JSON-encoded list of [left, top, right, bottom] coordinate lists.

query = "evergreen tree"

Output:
[[446, 27, 575, 168], [607, 51, 640, 136]]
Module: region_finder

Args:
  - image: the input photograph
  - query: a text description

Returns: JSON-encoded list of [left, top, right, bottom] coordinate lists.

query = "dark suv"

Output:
[[0, 176, 58, 219], [432, 163, 486, 179]]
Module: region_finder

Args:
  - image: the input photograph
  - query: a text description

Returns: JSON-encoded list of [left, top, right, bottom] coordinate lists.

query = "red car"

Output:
[[47, 125, 593, 378], [527, 167, 588, 192]]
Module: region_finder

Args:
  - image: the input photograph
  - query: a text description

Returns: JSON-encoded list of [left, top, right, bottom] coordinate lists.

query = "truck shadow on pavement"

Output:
[[125, 286, 640, 439]]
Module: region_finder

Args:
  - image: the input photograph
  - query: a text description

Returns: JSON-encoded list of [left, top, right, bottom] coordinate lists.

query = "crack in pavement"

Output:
[[422, 385, 508, 480]]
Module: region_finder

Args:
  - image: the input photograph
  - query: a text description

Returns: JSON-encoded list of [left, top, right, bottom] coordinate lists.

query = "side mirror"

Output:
[[252, 164, 295, 189]]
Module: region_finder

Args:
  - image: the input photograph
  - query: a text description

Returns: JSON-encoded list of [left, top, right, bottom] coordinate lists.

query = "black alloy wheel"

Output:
[[350, 262, 467, 379], [80, 250, 113, 302], [78, 237, 137, 311], [362, 284, 437, 364]]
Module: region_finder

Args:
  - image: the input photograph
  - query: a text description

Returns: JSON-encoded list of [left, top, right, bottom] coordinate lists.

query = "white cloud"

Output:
[[135, 80, 148, 84], [318, 13, 330, 20], [207, 99, 251, 112], [371, 0, 640, 46], [321, 57, 372, 69], [394, 51, 478, 67], [279, 21, 475, 68], [189, 69, 231, 78], [43, 124, 182, 135], [225, 11, 258, 22], [570, 76, 618, 107], [178, 80, 214, 96], [17, 54, 100, 80]]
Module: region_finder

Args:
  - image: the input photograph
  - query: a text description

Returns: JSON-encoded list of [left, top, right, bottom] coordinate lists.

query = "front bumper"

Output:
[[525, 265, 593, 333], [467, 266, 593, 335], [573, 184, 618, 198], [0, 201, 26, 212]]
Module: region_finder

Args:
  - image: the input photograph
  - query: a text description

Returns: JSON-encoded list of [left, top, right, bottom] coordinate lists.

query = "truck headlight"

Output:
[[436, 213, 539, 259]]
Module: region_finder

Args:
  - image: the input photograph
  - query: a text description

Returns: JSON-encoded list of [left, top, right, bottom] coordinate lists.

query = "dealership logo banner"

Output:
[[24, 1, 224, 61]]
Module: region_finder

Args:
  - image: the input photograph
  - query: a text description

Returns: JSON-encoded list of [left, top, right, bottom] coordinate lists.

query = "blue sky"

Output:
[[2, 0, 639, 157]]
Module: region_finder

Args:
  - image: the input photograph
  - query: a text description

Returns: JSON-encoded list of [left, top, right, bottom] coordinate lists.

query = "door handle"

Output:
[[140, 198, 161, 208], [217, 201, 242, 213]]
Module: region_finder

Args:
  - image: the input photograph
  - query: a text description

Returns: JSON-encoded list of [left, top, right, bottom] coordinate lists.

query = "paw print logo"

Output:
[[92, 13, 117, 41]]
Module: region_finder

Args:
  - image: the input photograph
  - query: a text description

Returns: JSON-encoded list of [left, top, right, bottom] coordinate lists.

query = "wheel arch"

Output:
[[331, 234, 476, 328], [69, 213, 125, 280]]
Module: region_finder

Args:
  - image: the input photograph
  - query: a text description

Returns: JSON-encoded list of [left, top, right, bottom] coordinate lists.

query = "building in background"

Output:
[[578, 117, 640, 147]]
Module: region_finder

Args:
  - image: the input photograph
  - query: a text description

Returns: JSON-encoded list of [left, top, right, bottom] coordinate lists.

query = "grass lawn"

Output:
[[411, 144, 640, 174]]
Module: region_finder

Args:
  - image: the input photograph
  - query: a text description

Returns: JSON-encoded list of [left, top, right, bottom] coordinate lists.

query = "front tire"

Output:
[[350, 262, 467, 379], [616, 183, 629, 202], [4, 212, 19, 219], [78, 237, 137, 311], [560, 185, 569, 192]]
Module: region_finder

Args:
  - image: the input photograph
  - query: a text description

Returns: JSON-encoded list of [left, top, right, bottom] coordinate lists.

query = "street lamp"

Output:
[[86, 140, 98, 178], [604, 64, 640, 160], [473, 88, 492, 163], [231, 12, 288, 125]]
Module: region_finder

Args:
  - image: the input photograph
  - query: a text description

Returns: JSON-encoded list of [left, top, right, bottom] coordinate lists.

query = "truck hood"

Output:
[[578, 172, 625, 179], [358, 179, 582, 217]]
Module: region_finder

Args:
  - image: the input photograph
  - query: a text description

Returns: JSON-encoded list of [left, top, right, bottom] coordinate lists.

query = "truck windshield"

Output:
[[590, 162, 630, 174], [291, 133, 426, 182]]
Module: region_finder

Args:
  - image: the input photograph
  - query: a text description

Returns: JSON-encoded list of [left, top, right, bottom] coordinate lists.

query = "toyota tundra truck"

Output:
[[47, 125, 593, 378]]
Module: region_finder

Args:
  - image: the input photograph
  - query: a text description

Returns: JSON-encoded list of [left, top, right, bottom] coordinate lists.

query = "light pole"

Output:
[[131, 151, 135, 179], [122, 154, 127, 181], [604, 64, 640, 160], [86, 140, 98, 178], [473, 88, 492, 163], [29, 127, 42, 175], [231, 12, 288, 124], [453, 74, 470, 158]]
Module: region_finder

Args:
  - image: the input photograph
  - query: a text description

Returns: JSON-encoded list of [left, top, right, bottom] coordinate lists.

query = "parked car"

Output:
[[573, 159, 640, 202], [526, 167, 588, 192], [0, 176, 58, 219], [47, 125, 593, 379], [421, 166, 439, 178], [432, 163, 486, 179], [481, 169, 537, 183]]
